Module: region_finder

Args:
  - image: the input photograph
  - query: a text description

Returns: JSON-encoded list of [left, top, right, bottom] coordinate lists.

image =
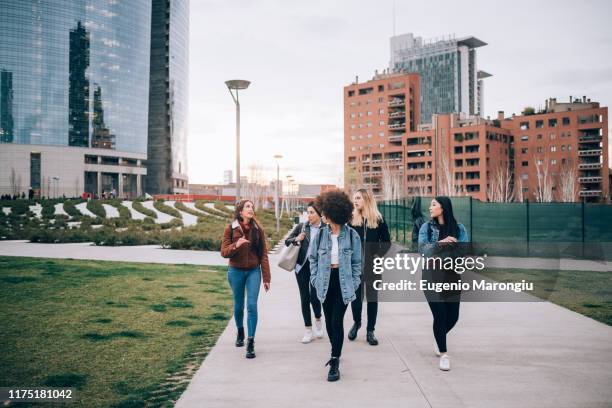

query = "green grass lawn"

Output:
[[0, 256, 232, 407], [479, 267, 612, 325]]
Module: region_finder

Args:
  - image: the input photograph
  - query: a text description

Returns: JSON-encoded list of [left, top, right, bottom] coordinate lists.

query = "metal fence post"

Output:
[[525, 199, 530, 256], [581, 199, 586, 258], [402, 198, 406, 245], [469, 196, 473, 241]]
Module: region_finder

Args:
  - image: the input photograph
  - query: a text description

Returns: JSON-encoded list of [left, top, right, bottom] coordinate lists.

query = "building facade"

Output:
[[502, 97, 609, 203], [344, 73, 608, 203], [390, 33, 489, 124], [344, 72, 420, 198], [146, 0, 190, 195], [0, 0, 153, 198]]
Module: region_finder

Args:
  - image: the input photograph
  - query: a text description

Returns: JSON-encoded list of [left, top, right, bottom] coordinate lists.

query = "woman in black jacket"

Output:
[[411, 196, 426, 252], [284, 201, 325, 343], [348, 188, 391, 345]]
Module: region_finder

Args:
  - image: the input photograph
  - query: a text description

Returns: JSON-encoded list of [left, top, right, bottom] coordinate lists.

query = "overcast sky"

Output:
[[187, 0, 612, 187]]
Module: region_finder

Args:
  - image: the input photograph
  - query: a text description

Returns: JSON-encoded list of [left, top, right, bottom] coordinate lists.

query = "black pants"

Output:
[[427, 300, 460, 353], [322, 267, 348, 358], [350, 281, 378, 331], [295, 261, 321, 327]]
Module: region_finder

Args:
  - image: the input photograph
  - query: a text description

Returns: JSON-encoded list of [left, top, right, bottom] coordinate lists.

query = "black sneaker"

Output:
[[366, 330, 379, 346], [235, 327, 245, 347], [347, 322, 361, 341], [246, 337, 256, 359], [325, 357, 340, 382]]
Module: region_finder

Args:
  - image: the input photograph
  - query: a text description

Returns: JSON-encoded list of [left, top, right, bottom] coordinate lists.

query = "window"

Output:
[[350, 113, 356, 118], [536, 159, 543, 165], [455, 159, 463, 167], [379, 144, 384, 148], [521, 174, 528, 180], [379, 132, 384, 137], [537, 147, 543, 153], [367, 111, 372, 116], [522, 161, 528, 166], [562, 117, 570, 126], [367, 133, 372, 139], [561, 145, 566, 151], [520, 135, 528, 141], [348, 90, 355, 97], [379, 108, 384, 114], [537, 134, 543, 140], [550, 146, 556, 152], [535, 120, 544, 128], [378, 85, 384, 92], [351, 146, 356, 151], [359, 112, 364, 117], [350, 124, 356, 129], [550, 133, 556, 140], [548, 118, 557, 127], [350, 135, 356, 140], [568, 145, 572, 151], [367, 122, 372, 127], [379, 121, 384, 126], [378, 97, 383, 103], [551, 159, 557, 165], [358, 123, 363, 128], [521, 147, 528, 154], [454, 146, 463, 154], [520, 122, 529, 130], [358, 87, 373, 95]]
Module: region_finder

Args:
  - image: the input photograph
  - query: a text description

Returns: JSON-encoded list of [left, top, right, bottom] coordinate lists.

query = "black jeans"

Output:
[[295, 261, 321, 327], [322, 267, 348, 358], [426, 300, 460, 353], [350, 281, 378, 331]]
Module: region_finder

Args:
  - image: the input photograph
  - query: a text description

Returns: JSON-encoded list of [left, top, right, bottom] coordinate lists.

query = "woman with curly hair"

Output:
[[309, 189, 362, 381], [221, 199, 271, 359]]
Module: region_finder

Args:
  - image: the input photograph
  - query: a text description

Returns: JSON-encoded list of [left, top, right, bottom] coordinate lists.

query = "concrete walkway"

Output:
[[0, 241, 610, 406], [176, 252, 612, 408]]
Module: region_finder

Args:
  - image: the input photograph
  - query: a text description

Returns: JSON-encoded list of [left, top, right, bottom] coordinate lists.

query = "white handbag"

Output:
[[278, 223, 305, 271]]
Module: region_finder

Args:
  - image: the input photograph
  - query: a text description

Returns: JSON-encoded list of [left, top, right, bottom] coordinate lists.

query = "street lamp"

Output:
[[225, 79, 251, 202], [273, 154, 283, 233], [52, 176, 60, 198]]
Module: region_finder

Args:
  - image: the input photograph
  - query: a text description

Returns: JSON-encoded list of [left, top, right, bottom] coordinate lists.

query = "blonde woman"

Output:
[[348, 189, 391, 345]]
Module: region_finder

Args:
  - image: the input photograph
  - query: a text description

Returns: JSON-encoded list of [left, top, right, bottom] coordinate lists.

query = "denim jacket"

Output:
[[309, 224, 362, 305], [417, 221, 469, 257]]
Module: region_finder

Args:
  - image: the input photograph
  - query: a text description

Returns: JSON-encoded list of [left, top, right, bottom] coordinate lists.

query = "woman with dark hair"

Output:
[[284, 201, 325, 343], [348, 188, 391, 346], [221, 199, 271, 359], [418, 196, 468, 371], [309, 190, 361, 382], [411, 196, 426, 252]]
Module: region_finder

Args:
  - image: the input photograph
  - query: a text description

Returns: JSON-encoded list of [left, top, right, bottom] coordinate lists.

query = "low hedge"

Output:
[[154, 200, 182, 219], [86, 200, 106, 218], [132, 200, 157, 218]]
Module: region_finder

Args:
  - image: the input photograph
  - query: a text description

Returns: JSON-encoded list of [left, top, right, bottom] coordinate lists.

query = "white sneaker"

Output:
[[439, 354, 451, 371], [301, 329, 313, 344], [314, 319, 324, 339], [434, 341, 441, 356]]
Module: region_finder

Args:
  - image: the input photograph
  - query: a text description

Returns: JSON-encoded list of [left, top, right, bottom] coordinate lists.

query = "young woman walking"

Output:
[[309, 190, 362, 381], [221, 199, 271, 359], [348, 189, 391, 345], [418, 196, 468, 371], [284, 201, 325, 343]]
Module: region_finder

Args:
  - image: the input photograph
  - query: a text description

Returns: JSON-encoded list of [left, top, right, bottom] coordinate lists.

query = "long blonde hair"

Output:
[[352, 188, 382, 229]]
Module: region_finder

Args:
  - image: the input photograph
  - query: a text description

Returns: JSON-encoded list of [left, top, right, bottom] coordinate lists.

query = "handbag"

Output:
[[278, 222, 305, 272]]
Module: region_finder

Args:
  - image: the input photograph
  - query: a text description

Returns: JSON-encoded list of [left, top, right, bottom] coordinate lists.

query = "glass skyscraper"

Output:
[[390, 33, 490, 124], [0, 0, 189, 198]]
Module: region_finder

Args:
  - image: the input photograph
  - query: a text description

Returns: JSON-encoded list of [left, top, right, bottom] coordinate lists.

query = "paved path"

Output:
[[176, 252, 612, 408], [0, 240, 227, 266], [0, 240, 610, 406]]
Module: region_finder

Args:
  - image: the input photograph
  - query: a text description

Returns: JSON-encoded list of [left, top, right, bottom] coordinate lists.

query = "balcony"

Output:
[[579, 163, 602, 170], [578, 149, 602, 156], [388, 123, 406, 130], [389, 111, 405, 118], [579, 176, 603, 183], [579, 135, 602, 142], [579, 190, 602, 197], [385, 157, 403, 164], [388, 134, 403, 143], [388, 99, 405, 107]]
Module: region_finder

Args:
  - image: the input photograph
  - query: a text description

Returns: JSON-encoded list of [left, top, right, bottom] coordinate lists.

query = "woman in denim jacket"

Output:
[[309, 190, 362, 382], [418, 196, 468, 372]]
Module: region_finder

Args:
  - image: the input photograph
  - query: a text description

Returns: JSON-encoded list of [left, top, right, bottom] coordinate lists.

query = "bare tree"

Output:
[[534, 156, 554, 202], [515, 176, 525, 203], [74, 177, 81, 198], [487, 162, 515, 202], [9, 167, 22, 196], [436, 146, 457, 196], [381, 161, 401, 200], [558, 158, 578, 202]]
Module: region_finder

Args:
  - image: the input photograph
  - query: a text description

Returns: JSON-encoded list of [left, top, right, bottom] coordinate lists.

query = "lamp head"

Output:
[[225, 80, 251, 90]]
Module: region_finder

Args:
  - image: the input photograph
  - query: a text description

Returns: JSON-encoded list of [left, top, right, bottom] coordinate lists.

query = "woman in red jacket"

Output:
[[221, 199, 271, 359]]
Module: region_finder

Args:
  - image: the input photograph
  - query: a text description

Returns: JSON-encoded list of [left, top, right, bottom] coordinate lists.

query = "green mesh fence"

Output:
[[379, 197, 612, 260]]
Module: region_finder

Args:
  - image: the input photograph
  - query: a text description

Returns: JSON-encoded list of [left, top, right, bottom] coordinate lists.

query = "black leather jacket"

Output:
[[284, 221, 324, 267]]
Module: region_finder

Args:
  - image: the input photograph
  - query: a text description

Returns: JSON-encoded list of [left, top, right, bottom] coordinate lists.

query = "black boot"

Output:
[[235, 327, 245, 347], [366, 330, 379, 346], [325, 357, 340, 382], [348, 322, 361, 341], [246, 337, 256, 359]]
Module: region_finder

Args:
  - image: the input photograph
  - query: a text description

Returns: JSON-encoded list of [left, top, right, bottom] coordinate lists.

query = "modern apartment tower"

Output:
[[146, 0, 190, 195], [390, 33, 490, 123]]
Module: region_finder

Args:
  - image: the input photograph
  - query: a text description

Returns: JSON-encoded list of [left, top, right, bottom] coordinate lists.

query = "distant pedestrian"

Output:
[[411, 196, 426, 252]]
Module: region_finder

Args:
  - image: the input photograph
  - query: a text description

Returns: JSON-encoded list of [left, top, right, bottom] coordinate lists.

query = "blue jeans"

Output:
[[227, 266, 261, 338]]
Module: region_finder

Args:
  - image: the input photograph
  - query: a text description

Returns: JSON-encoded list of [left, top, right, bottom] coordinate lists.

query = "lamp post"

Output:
[[52, 176, 59, 198], [273, 154, 283, 233], [225, 79, 251, 202]]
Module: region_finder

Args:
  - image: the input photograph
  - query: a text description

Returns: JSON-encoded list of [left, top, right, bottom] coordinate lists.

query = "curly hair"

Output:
[[317, 189, 354, 225]]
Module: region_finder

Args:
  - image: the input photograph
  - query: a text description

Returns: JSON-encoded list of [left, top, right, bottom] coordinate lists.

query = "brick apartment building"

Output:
[[344, 74, 609, 203]]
